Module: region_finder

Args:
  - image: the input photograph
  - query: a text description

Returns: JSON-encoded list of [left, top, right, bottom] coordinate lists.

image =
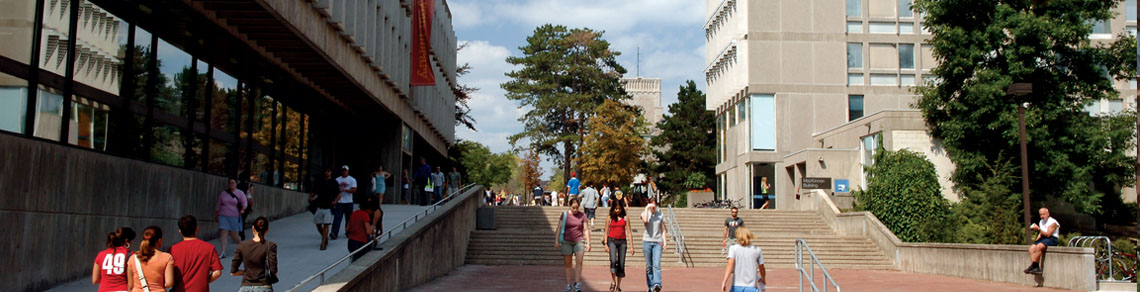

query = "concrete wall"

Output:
[[0, 133, 308, 292], [315, 185, 483, 292], [802, 189, 1097, 291]]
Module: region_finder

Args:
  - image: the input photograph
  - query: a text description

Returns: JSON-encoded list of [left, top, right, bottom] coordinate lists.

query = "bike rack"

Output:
[[1067, 236, 1129, 282]]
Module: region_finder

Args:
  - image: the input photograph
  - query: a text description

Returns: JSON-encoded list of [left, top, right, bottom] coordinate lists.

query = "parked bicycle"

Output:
[[693, 198, 743, 209]]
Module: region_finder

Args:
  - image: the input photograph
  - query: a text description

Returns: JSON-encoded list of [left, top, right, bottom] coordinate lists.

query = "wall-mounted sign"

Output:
[[834, 179, 850, 193], [801, 177, 831, 189]]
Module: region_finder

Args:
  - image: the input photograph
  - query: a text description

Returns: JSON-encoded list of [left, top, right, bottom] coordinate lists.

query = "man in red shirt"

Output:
[[347, 198, 377, 262], [171, 215, 223, 292]]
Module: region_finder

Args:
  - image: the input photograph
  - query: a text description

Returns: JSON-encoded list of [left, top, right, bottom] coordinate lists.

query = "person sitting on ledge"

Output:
[[1024, 207, 1059, 275]]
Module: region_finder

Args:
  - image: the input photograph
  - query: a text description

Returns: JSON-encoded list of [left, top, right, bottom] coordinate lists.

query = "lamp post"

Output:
[[1007, 82, 1033, 245]]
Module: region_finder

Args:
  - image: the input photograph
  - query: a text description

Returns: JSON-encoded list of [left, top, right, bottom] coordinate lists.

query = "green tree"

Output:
[[855, 148, 953, 242], [578, 100, 646, 187], [502, 24, 628, 188], [913, 0, 1137, 214], [650, 80, 717, 196], [455, 42, 477, 131], [450, 140, 513, 188], [951, 157, 1024, 244]]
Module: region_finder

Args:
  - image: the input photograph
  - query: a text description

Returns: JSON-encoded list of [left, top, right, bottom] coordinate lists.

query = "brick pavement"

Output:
[[408, 265, 1077, 292]]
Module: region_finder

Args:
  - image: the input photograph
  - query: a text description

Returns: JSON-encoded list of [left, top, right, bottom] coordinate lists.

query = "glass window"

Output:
[[254, 152, 272, 185], [898, 0, 913, 18], [870, 74, 897, 86], [157, 38, 193, 118], [900, 74, 916, 86], [750, 94, 776, 151], [900, 22, 914, 34], [848, 43, 863, 69], [70, 97, 110, 150], [869, 22, 896, 34], [1128, 0, 1137, 22], [1091, 19, 1111, 35], [847, 0, 862, 17], [847, 21, 862, 33], [1, 0, 36, 64], [40, 0, 71, 75], [1083, 100, 1101, 113], [1130, 78, 1137, 89], [72, 3, 125, 96], [33, 85, 64, 140], [194, 60, 209, 121], [728, 105, 736, 126], [150, 124, 186, 167], [211, 70, 240, 133], [849, 95, 864, 121], [131, 26, 153, 104], [862, 134, 877, 166], [401, 123, 412, 152], [207, 138, 231, 176], [0, 72, 28, 134], [253, 95, 275, 147], [1109, 99, 1123, 114], [1128, 26, 1137, 37], [737, 99, 747, 123], [848, 73, 864, 86], [899, 44, 915, 69]]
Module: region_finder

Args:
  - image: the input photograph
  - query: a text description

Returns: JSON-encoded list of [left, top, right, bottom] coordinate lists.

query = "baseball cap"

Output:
[[341, 165, 350, 171]]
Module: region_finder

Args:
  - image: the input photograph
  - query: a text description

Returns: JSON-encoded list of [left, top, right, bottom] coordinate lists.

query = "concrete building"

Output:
[[0, 0, 458, 290], [621, 77, 664, 135], [704, 0, 1137, 209]]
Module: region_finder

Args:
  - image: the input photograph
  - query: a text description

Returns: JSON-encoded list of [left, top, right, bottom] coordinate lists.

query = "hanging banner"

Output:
[[410, 0, 436, 86]]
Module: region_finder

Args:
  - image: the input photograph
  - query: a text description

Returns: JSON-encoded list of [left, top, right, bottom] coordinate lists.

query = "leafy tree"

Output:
[[650, 80, 717, 196], [578, 100, 646, 187], [913, 0, 1137, 214], [503, 24, 628, 188], [455, 42, 477, 131], [951, 157, 1024, 244], [855, 148, 953, 242], [450, 140, 513, 188], [519, 148, 544, 193]]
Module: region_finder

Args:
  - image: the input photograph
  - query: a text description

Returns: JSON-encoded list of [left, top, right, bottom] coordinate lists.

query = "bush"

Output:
[[951, 158, 1024, 244], [855, 148, 952, 242]]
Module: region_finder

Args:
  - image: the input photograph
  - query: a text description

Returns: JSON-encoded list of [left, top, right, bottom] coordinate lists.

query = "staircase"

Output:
[[466, 206, 894, 269]]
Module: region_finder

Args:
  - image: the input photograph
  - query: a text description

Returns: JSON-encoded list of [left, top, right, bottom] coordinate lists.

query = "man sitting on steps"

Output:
[[1024, 207, 1059, 275]]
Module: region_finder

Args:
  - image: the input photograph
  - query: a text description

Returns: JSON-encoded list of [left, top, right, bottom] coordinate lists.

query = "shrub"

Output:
[[855, 148, 952, 242]]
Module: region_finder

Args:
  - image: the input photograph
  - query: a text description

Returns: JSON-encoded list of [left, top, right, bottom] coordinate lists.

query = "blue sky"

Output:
[[449, 0, 707, 177]]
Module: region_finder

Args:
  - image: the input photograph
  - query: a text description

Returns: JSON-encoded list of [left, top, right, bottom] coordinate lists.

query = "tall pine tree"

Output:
[[650, 81, 716, 196]]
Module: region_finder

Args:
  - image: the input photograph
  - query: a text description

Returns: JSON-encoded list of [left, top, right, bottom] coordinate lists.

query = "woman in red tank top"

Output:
[[602, 200, 634, 292]]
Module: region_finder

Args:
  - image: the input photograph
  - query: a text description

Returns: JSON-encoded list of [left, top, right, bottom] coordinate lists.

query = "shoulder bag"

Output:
[[131, 254, 151, 292], [264, 243, 279, 284]]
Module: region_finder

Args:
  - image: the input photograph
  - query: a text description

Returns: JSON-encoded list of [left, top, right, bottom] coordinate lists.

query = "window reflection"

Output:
[[71, 97, 109, 150], [210, 70, 239, 133], [132, 26, 153, 104], [0, 72, 28, 133], [150, 123, 185, 167], [71, 2, 124, 95], [1, 0, 36, 64]]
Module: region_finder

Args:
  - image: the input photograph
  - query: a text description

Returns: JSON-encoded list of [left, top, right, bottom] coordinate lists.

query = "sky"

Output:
[[448, 0, 707, 178]]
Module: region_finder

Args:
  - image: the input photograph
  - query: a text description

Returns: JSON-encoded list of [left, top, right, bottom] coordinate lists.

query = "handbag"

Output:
[[424, 177, 434, 191], [264, 243, 279, 284], [131, 254, 151, 292]]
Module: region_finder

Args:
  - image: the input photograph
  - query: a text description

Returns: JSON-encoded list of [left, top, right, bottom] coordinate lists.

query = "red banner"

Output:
[[410, 0, 435, 86]]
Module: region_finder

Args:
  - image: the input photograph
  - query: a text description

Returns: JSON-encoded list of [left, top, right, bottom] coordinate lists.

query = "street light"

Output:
[[1007, 82, 1032, 245]]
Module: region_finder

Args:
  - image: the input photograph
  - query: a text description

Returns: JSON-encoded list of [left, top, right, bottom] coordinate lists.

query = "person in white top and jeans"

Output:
[[1024, 207, 1060, 274], [641, 197, 668, 292], [721, 226, 766, 292]]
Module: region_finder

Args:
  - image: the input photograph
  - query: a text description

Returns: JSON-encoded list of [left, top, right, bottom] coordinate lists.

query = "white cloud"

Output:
[[448, 1, 487, 27]]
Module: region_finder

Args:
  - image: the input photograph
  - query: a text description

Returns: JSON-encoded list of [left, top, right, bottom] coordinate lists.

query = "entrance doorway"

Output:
[[752, 163, 775, 209]]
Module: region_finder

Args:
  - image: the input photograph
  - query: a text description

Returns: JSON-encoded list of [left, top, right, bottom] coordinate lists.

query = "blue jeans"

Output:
[[731, 286, 763, 292], [433, 187, 443, 203], [642, 241, 663, 289], [331, 202, 353, 236]]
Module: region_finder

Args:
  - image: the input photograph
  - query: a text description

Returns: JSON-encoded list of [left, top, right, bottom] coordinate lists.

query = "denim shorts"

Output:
[[560, 240, 586, 255], [731, 285, 764, 292], [219, 215, 242, 231], [239, 285, 273, 292], [1034, 236, 1059, 246]]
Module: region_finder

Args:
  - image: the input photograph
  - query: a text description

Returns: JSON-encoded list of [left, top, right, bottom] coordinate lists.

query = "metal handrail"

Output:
[[287, 183, 478, 292], [795, 239, 841, 292], [665, 205, 690, 266], [1067, 235, 1124, 282]]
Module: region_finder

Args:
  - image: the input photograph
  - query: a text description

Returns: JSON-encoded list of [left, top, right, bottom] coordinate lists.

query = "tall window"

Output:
[[1091, 19, 1111, 35], [848, 95, 864, 121], [898, 0, 913, 18], [899, 44, 915, 69], [1128, 0, 1137, 22], [737, 98, 747, 124], [847, 43, 863, 69], [847, 0, 862, 17], [750, 94, 776, 151]]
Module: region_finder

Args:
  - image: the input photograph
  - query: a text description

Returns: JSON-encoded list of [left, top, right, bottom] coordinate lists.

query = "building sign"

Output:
[[834, 179, 850, 193], [801, 177, 831, 189]]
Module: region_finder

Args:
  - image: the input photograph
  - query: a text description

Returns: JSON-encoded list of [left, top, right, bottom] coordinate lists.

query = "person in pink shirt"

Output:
[[555, 198, 590, 292], [217, 178, 247, 258]]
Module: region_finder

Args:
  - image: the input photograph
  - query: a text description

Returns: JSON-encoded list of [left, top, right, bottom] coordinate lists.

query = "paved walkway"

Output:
[[48, 204, 429, 292], [408, 265, 1077, 292]]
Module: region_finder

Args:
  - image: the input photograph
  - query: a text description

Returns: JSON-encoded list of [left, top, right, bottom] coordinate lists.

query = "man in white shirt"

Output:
[[1024, 207, 1060, 274], [331, 165, 357, 240]]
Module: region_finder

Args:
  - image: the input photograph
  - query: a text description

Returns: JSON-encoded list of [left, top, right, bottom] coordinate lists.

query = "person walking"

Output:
[[171, 215, 223, 292], [601, 184, 611, 208], [721, 226, 766, 292], [401, 169, 412, 205], [603, 203, 634, 292], [431, 166, 446, 203], [93, 227, 135, 292], [448, 166, 462, 196], [755, 177, 771, 210], [231, 217, 278, 292], [237, 183, 254, 241], [556, 198, 590, 292], [580, 184, 600, 229], [331, 165, 357, 240], [1025, 207, 1060, 274], [217, 178, 248, 258], [413, 157, 432, 205], [371, 165, 390, 205], [126, 226, 174, 292], [641, 197, 668, 292], [347, 198, 378, 261], [309, 169, 338, 250], [724, 207, 744, 251], [566, 172, 581, 200]]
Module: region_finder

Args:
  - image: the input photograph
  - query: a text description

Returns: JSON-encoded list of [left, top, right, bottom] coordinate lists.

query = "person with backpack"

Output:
[[217, 178, 248, 258], [555, 198, 590, 292]]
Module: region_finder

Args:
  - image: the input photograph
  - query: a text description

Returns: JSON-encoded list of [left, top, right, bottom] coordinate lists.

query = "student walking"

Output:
[[431, 166, 446, 203], [721, 227, 766, 292], [372, 165, 390, 205], [723, 207, 744, 250], [331, 165, 358, 240], [231, 217, 278, 292], [556, 198, 590, 292], [347, 198, 378, 261], [448, 166, 462, 196], [580, 184, 600, 228], [126, 226, 175, 292], [413, 157, 432, 205], [171, 215, 223, 292], [401, 169, 412, 205], [601, 184, 611, 208], [603, 203, 634, 292], [565, 172, 581, 200], [309, 169, 339, 250], [217, 178, 248, 258], [755, 177, 771, 210], [641, 197, 668, 292], [93, 227, 135, 292]]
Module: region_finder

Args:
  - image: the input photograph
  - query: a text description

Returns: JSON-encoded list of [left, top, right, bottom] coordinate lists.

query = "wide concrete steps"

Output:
[[466, 207, 895, 270]]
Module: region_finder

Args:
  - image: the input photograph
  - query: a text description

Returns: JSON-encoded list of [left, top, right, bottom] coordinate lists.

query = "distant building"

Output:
[[621, 77, 664, 136]]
